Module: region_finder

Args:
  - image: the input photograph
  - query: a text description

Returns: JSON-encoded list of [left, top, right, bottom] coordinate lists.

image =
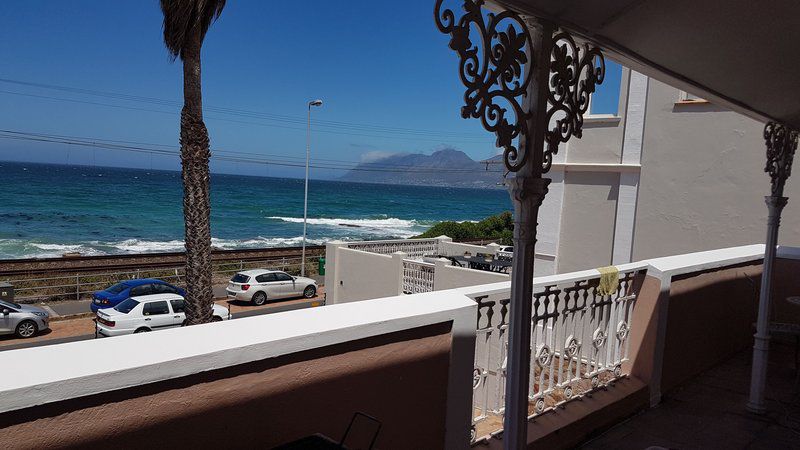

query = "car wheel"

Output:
[[211, 316, 223, 322], [303, 286, 316, 299], [134, 327, 151, 333], [252, 291, 267, 306], [15, 320, 37, 339]]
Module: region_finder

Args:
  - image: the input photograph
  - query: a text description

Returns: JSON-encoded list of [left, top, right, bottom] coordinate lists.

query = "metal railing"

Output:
[[402, 260, 435, 294], [8, 256, 321, 302], [467, 267, 643, 443], [346, 238, 442, 260]]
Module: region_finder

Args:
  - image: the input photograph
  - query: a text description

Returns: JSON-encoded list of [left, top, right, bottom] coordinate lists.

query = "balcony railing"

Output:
[[402, 260, 435, 294], [346, 238, 442, 260], [464, 266, 643, 442]]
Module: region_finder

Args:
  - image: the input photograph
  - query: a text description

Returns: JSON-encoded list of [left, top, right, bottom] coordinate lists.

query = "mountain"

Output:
[[340, 148, 503, 188]]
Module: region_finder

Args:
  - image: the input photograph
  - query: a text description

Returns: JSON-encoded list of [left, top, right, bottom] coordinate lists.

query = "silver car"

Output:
[[226, 269, 318, 305], [0, 299, 50, 338]]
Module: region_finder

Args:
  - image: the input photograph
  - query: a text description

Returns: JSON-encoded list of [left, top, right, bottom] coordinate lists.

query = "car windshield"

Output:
[[0, 299, 21, 309], [231, 274, 250, 283], [106, 283, 128, 294], [113, 298, 140, 314]]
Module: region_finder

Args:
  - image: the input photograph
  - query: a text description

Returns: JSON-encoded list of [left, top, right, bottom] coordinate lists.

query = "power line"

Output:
[[0, 129, 496, 171], [0, 78, 493, 143], [0, 129, 505, 175]]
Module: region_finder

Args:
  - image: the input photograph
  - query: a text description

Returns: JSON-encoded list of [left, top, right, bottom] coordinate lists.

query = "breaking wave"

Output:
[[267, 216, 425, 238], [0, 236, 330, 259]]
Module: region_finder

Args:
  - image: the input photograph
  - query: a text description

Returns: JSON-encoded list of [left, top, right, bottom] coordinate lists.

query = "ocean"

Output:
[[0, 161, 511, 259]]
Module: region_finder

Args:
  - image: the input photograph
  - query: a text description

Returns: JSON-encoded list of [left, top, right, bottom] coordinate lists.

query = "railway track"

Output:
[[0, 245, 326, 277]]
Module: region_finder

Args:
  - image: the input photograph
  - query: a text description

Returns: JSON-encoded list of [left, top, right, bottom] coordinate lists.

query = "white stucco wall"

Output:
[[632, 79, 800, 260], [433, 260, 509, 291], [333, 248, 402, 304]]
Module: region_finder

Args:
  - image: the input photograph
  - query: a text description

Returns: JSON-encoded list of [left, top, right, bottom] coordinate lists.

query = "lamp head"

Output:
[[309, 99, 323, 107]]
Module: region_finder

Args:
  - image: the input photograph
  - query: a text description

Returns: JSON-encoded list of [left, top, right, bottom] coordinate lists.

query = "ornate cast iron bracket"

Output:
[[434, 0, 605, 174], [764, 122, 799, 197]]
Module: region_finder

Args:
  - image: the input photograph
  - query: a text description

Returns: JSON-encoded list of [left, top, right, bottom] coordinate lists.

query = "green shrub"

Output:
[[416, 211, 514, 246]]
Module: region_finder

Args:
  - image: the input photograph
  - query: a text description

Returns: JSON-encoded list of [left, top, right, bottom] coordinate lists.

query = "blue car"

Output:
[[90, 279, 186, 313]]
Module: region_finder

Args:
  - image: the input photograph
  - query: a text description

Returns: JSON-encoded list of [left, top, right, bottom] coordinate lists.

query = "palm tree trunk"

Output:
[[179, 26, 213, 324]]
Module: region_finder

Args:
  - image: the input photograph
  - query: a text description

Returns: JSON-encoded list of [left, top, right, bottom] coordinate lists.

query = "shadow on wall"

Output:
[[0, 323, 454, 450], [660, 263, 761, 393]]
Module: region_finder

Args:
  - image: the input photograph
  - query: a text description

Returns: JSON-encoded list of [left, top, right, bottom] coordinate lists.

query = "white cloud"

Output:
[[359, 150, 404, 163]]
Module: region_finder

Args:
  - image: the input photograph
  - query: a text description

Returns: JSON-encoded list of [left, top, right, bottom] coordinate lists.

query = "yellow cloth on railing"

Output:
[[596, 266, 619, 296]]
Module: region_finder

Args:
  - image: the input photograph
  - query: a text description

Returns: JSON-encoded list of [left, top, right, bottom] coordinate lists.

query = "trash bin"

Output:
[[318, 257, 326, 276], [0, 282, 14, 302]]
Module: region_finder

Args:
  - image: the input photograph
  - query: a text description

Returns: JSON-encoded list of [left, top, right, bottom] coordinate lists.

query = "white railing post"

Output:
[[392, 252, 406, 296], [325, 240, 345, 304], [433, 257, 451, 291], [437, 235, 453, 257]]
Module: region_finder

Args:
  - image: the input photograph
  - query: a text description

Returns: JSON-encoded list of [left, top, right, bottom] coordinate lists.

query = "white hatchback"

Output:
[[95, 293, 229, 337], [226, 269, 318, 305]]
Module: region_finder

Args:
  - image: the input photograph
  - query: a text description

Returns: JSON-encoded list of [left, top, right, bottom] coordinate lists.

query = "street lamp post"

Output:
[[302, 99, 323, 277]]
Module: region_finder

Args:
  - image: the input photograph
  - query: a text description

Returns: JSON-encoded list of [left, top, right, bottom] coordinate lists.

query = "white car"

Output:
[[226, 269, 318, 305], [496, 246, 514, 261], [95, 293, 229, 337]]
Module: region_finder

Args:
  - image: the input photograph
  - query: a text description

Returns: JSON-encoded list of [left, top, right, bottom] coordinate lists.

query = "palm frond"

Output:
[[160, 0, 226, 60]]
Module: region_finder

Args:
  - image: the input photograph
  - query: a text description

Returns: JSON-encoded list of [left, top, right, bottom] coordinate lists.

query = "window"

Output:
[[130, 284, 154, 297], [106, 283, 128, 294], [588, 60, 622, 115], [170, 299, 186, 313], [275, 273, 293, 282], [0, 299, 21, 310], [256, 273, 277, 283], [231, 274, 250, 283], [114, 298, 140, 314], [143, 301, 169, 316], [154, 283, 178, 294]]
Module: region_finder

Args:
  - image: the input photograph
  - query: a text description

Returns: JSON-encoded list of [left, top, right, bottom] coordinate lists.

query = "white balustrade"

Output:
[[466, 268, 642, 442], [346, 238, 442, 260], [402, 260, 435, 294]]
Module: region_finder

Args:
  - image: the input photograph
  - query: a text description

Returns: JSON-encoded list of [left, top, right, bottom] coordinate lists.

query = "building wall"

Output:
[[553, 66, 631, 273], [632, 79, 800, 260], [557, 171, 620, 272]]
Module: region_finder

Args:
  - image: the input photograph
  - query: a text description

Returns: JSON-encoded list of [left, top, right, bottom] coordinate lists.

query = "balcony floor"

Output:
[[582, 341, 800, 449]]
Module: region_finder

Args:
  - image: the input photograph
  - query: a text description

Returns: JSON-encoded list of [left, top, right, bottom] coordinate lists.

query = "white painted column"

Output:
[[612, 70, 649, 264]]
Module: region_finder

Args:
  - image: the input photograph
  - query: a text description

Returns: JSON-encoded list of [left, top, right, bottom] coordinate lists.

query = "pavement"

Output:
[[0, 284, 326, 352]]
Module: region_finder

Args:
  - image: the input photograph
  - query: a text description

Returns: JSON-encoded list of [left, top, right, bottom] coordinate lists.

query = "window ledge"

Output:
[[584, 114, 622, 126], [675, 99, 710, 105]]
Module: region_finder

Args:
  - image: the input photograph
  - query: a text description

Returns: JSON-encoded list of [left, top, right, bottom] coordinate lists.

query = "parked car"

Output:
[[95, 294, 229, 337], [0, 299, 50, 338], [91, 279, 186, 313], [496, 246, 514, 261], [226, 269, 317, 305]]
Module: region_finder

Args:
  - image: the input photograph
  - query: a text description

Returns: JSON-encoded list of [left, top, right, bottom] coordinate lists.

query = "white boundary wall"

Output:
[[0, 290, 477, 449]]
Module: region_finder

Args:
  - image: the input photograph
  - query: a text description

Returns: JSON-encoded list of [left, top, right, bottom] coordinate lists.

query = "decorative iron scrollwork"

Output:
[[544, 33, 605, 172], [535, 344, 552, 367], [616, 321, 629, 341], [764, 122, 799, 197], [435, 0, 534, 172], [435, 0, 605, 174]]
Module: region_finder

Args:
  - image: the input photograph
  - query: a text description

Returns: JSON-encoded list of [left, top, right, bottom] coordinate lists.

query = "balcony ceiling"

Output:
[[502, 0, 800, 129]]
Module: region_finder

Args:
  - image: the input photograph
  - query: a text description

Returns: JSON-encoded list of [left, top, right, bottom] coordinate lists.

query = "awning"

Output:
[[501, 0, 800, 128]]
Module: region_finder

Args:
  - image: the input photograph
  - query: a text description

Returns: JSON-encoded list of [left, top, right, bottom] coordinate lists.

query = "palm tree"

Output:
[[160, 0, 226, 324]]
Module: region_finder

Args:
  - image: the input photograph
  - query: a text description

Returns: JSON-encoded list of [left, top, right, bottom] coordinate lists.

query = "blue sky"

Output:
[[0, 0, 621, 179]]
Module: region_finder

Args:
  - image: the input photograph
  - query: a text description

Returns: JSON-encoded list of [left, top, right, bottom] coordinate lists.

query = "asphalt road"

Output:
[[1, 296, 322, 352]]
